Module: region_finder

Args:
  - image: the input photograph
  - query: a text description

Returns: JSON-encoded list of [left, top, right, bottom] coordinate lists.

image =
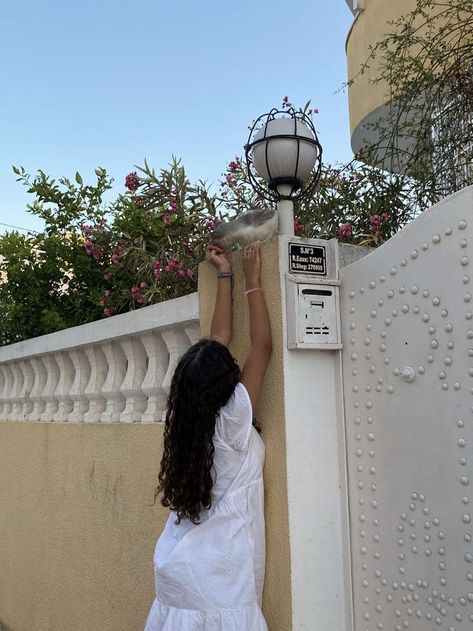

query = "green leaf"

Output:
[[75, 172, 83, 185]]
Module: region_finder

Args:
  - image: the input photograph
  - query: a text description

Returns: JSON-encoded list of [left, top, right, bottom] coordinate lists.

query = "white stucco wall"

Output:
[[278, 236, 353, 630]]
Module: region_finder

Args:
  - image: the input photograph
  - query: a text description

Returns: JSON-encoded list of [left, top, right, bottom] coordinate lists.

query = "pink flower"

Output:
[[154, 269, 162, 279], [104, 289, 111, 297], [336, 223, 352, 239], [131, 286, 144, 303], [111, 254, 123, 268], [369, 215, 381, 230], [168, 258, 177, 270], [139, 281, 148, 289], [382, 212, 388, 222], [225, 174, 233, 184], [99, 299, 105, 307], [125, 172, 139, 191], [163, 212, 171, 224], [177, 270, 185, 278], [84, 240, 94, 255], [103, 272, 112, 281], [135, 197, 144, 208], [170, 200, 178, 211], [205, 219, 215, 230], [294, 220, 304, 234], [92, 246, 102, 261], [81, 224, 92, 237], [228, 161, 238, 172], [104, 308, 112, 317], [187, 268, 194, 278]]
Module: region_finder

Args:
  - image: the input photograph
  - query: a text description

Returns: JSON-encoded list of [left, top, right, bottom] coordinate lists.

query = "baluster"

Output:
[[53, 352, 75, 422], [18, 359, 35, 420], [2, 364, 15, 420], [68, 348, 91, 422], [100, 341, 126, 423], [6, 362, 24, 421], [28, 357, 47, 421], [184, 322, 201, 346], [83, 345, 108, 423], [141, 332, 169, 422], [161, 328, 191, 396], [0, 363, 13, 420], [0, 364, 5, 418], [40, 354, 60, 421], [119, 337, 148, 422]]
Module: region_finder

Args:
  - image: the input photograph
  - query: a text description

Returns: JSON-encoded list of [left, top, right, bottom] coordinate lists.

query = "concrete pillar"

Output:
[[199, 237, 293, 631], [199, 235, 357, 630]]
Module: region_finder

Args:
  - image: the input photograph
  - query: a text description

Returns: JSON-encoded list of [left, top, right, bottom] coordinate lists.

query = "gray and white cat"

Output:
[[211, 207, 278, 251]]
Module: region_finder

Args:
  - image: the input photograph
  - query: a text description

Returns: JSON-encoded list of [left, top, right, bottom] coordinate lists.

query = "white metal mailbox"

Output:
[[286, 275, 342, 349]]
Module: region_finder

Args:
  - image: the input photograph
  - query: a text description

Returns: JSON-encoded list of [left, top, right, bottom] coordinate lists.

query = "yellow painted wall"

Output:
[[0, 421, 166, 631], [346, 0, 418, 138], [0, 236, 292, 630]]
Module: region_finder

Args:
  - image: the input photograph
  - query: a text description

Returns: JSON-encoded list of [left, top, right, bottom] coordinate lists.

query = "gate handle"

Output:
[[399, 366, 416, 382]]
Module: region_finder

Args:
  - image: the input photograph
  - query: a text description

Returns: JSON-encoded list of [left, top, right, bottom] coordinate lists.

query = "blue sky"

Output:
[[1, 0, 354, 234]]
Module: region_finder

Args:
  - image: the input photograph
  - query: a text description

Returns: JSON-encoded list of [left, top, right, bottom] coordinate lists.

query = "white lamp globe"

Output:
[[252, 117, 319, 187]]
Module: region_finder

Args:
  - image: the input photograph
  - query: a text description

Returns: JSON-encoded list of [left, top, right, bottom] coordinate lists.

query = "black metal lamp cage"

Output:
[[244, 107, 323, 202]]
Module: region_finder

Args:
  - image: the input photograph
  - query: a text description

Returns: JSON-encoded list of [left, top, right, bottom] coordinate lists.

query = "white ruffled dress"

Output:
[[144, 382, 267, 631]]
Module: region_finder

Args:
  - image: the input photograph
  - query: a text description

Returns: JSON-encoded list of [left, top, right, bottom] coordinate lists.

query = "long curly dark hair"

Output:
[[155, 338, 241, 524]]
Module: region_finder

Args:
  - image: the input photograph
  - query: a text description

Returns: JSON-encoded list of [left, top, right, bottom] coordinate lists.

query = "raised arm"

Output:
[[206, 244, 233, 347], [241, 241, 272, 408]]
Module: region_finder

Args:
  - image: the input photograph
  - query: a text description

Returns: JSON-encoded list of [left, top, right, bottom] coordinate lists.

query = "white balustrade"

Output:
[[40, 355, 60, 421], [1, 363, 14, 420], [140, 332, 168, 423], [19, 359, 35, 420], [0, 293, 199, 423], [83, 345, 108, 423], [27, 357, 47, 421]]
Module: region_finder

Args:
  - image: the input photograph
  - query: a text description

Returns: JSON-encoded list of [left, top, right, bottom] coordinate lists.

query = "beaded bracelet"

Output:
[[217, 271, 234, 294], [245, 287, 263, 296]]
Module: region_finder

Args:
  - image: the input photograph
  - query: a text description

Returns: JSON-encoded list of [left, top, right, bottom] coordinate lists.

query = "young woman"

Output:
[[144, 241, 272, 631]]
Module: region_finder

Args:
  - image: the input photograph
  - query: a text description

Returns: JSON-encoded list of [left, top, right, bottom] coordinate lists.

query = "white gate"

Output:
[[339, 187, 473, 630]]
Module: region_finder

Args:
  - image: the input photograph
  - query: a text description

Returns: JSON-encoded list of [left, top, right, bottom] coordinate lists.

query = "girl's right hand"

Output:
[[243, 241, 261, 288]]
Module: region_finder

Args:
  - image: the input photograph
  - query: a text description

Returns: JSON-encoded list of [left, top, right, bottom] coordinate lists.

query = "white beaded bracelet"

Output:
[[245, 287, 263, 296]]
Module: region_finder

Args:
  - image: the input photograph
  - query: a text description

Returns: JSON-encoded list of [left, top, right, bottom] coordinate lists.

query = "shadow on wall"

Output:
[[0, 621, 13, 631]]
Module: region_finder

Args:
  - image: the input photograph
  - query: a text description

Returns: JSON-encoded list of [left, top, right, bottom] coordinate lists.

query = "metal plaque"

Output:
[[288, 243, 326, 275]]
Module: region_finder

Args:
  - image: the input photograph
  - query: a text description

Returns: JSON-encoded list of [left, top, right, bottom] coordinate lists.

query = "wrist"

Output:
[[217, 264, 232, 274], [245, 280, 260, 290]]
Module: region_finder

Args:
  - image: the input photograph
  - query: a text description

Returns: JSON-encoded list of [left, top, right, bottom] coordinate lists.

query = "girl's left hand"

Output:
[[206, 245, 231, 273]]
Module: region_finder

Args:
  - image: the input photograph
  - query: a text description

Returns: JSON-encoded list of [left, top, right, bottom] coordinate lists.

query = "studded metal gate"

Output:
[[339, 187, 473, 631]]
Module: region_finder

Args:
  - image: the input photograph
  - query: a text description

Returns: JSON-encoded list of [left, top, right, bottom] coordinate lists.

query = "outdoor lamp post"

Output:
[[245, 107, 323, 236]]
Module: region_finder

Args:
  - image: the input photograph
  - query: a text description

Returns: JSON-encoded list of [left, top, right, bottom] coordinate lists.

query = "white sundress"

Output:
[[144, 382, 267, 631]]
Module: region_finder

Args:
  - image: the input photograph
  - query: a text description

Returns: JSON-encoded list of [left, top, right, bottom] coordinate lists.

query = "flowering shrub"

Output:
[[0, 98, 431, 344], [217, 149, 421, 248], [0, 160, 218, 344]]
